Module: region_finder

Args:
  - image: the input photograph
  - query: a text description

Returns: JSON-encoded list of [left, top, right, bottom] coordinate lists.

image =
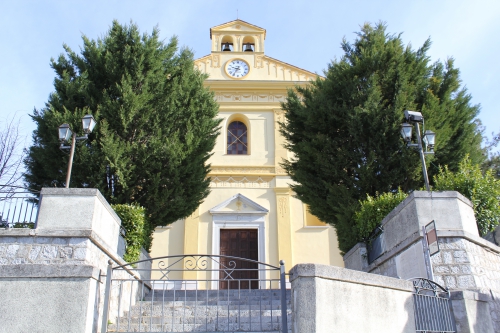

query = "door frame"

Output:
[[211, 214, 266, 289]]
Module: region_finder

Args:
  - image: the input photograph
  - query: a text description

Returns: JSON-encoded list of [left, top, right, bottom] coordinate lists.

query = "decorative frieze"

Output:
[[214, 92, 285, 103], [209, 176, 272, 188], [275, 165, 287, 175]]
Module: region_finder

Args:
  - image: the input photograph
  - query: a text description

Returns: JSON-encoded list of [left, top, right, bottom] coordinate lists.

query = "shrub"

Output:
[[433, 155, 500, 236], [112, 204, 151, 263], [354, 189, 408, 241]]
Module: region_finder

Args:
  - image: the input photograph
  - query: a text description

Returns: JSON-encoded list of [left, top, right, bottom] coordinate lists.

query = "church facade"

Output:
[[150, 20, 343, 281]]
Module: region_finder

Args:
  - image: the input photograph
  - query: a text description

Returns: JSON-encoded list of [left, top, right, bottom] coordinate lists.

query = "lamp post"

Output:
[[400, 110, 436, 191], [58, 114, 97, 188]]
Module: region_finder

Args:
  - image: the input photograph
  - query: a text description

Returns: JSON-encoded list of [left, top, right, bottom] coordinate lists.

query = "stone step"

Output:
[[132, 300, 288, 309], [144, 289, 288, 301], [144, 296, 284, 302], [127, 305, 290, 317], [107, 289, 292, 332], [107, 322, 289, 332], [120, 309, 289, 323]]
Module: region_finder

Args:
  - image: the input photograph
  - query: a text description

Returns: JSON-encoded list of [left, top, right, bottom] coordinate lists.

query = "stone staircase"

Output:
[[107, 289, 291, 332]]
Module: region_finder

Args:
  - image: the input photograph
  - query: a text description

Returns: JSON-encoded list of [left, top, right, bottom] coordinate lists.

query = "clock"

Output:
[[225, 59, 250, 79]]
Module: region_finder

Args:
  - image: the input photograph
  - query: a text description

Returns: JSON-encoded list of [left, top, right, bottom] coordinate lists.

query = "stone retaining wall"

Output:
[[289, 263, 415, 333], [343, 191, 500, 332], [0, 188, 150, 333]]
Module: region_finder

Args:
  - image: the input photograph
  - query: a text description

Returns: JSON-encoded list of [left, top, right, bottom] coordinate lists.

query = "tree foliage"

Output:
[[24, 21, 220, 227], [481, 128, 500, 179], [434, 156, 500, 236], [112, 204, 151, 263], [280, 23, 484, 253], [354, 189, 408, 241]]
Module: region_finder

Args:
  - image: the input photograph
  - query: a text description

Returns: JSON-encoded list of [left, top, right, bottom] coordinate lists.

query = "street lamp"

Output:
[[400, 110, 435, 191], [58, 114, 97, 188]]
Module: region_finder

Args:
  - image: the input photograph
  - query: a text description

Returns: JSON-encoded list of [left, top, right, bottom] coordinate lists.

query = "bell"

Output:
[[244, 43, 253, 52], [222, 43, 231, 51]]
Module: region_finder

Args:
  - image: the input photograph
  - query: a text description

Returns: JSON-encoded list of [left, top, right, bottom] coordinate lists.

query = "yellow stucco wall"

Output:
[[150, 20, 343, 282]]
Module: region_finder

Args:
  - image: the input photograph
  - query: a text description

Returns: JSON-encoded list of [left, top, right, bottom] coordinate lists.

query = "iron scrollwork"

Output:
[[410, 277, 450, 297], [157, 255, 237, 281]]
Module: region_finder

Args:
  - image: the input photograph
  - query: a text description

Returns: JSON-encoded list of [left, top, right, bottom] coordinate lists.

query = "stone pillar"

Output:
[[0, 188, 145, 333], [450, 291, 494, 333], [274, 188, 293, 271]]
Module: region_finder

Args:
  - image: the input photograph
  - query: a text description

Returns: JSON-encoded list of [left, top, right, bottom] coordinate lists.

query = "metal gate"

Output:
[[101, 254, 289, 333], [410, 278, 456, 333]]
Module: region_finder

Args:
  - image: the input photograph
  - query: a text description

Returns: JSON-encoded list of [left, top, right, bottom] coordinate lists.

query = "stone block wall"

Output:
[[1, 233, 106, 268], [431, 235, 500, 331]]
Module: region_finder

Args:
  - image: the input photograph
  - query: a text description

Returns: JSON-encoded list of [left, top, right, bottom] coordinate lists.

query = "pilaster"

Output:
[[274, 187, 293, 269], [273, 109, 288, 175], [183, 208, 200, 280]]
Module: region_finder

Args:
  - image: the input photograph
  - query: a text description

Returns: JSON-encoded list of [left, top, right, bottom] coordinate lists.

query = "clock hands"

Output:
[[227, 60, 248, 77]]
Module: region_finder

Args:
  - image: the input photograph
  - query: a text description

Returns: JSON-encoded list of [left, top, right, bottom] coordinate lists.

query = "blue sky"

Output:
[[1, 0, 499, 148]]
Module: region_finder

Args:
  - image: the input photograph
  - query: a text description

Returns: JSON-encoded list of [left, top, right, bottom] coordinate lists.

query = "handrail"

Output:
[[112, 253, 281, 271]]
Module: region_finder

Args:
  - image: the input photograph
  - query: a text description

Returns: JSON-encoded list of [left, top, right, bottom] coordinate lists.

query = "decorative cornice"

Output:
[[210, 20, 266, 39], [260, 55, 317, 81]]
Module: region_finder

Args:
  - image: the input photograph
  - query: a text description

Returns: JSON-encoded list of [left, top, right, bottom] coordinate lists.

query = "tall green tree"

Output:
[[280, 23, 483, 253], [24, 21, 221, 227]]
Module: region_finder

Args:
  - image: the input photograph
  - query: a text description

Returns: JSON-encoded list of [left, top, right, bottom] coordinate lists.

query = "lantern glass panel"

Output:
[[82, 115, 97, 134], [400, 123, 413, 141], [423, 130, 436, 146], [58, 124, 72, 142]]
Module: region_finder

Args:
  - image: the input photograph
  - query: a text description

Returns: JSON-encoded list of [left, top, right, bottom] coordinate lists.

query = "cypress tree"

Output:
[[24, 21, 221, 227], [280, 23, 483, 252]]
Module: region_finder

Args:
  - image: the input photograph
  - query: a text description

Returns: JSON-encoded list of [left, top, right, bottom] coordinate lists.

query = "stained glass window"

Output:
[[227, 121, 248, 154]]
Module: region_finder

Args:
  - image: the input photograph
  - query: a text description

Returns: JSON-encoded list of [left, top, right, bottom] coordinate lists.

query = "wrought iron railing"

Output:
[[0, 186, 39, 228], [101, 254, 289, 333], [410, 278, 456, 333]]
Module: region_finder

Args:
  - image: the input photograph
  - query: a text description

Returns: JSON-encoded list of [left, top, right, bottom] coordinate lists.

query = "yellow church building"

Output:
[[150, 20, 343, 283]]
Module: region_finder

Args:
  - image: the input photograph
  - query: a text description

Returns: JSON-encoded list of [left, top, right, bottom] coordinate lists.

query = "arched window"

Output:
[[227, 121, 248, 154]]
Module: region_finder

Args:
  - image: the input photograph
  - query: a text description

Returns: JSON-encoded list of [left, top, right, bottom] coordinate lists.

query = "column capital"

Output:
[[274, 187, 290, 195]]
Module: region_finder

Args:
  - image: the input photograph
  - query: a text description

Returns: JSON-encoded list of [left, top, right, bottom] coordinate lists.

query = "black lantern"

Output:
[[57, 115, 98, 188], [400, 123, 413, 143], [401, 110, 437, 192], [58, 123, 72, 142], [423, 130, 436, 151], [82, 114, 97, 134]]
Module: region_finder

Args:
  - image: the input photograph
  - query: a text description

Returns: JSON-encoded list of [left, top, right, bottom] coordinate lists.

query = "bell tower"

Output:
[[210, 19, 266, 53]]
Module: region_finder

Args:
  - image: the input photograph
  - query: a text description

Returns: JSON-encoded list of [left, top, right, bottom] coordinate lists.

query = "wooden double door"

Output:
[[219, 229, 258, 289]]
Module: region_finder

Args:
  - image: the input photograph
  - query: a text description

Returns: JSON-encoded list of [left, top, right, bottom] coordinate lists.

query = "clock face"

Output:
[[226, 59, 250, 78]]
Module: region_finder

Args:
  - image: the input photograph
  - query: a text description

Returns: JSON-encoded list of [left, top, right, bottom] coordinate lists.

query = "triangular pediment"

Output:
[[209, 193, 268, 214], [210, 20, 266, 39], [194, 54, 318, 82]]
